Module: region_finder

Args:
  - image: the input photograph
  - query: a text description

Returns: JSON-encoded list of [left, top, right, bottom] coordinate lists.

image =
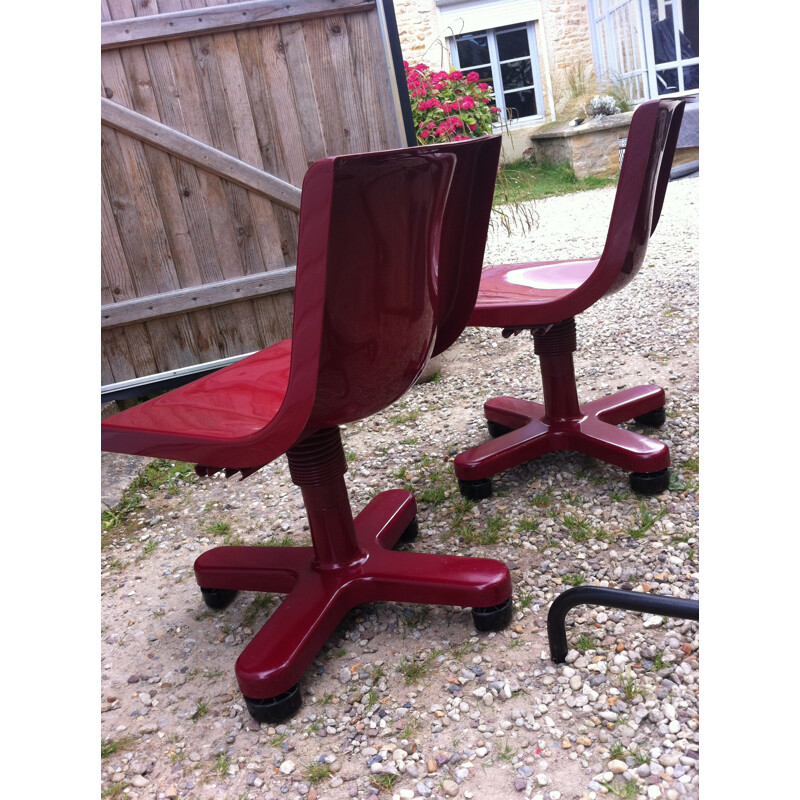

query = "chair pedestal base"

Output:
[[454, 385, 670, 484], [194, 489, 512, 704]]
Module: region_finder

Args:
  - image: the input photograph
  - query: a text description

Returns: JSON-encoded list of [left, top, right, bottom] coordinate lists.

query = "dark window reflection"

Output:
[[496, 28, 529, 61], [504, 89, 536, 120], [501, 60, 533, 90], [457, 34, 490, 68]]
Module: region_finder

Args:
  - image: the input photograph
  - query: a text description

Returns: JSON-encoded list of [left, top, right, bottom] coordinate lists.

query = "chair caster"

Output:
[[634, 407, 666, 428], [458, 477, 492, 500], [472, 597, 513, 632], [397, 517, 419, 545], [629, 468, 670, 495], [244, 684, 302, 723], [200, 587, 239, 610], [487, 420, 514, 438]]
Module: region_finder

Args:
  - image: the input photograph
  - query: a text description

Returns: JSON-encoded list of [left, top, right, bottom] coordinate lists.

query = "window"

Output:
[[588, 0, 699, 103], [450, 23, 544, 126]]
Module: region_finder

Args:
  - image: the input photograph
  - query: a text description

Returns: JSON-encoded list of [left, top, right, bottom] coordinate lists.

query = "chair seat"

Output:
[[468, 258, 599, 328], [102, 339, 292, 455]]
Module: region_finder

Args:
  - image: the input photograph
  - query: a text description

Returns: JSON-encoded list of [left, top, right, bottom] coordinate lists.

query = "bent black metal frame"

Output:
[[547, 586, 699, 663]]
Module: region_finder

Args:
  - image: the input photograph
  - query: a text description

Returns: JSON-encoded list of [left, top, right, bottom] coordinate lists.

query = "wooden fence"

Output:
[[101, 0, 411, 398]]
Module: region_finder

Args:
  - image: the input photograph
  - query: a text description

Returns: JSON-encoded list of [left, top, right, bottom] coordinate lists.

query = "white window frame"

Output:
[[587, 0, 699, 104], [449, 22, 546, 129]]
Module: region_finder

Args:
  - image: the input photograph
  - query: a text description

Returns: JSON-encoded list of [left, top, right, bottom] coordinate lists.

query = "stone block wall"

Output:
[[393, 0, 450, 69]]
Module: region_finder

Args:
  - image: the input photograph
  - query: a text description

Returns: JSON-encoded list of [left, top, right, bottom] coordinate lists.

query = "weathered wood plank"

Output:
[[101, 97, 302, 210], [102, 266, 296, 327], [103, 0, 375, 50]]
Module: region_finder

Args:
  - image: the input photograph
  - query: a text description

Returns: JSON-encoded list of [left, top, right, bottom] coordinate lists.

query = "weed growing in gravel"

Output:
[[101, 459, 195, 540], [562, 513, 594, 542], [242, 594, 274, 627], [574, 634, 595, 652], [530, 487, 554, 507], [609, 742, 626, 760], [517, 592, 533, 610], [269, 732, 288, 747], [101, 782, 127, 798], [389, 402, 421, 425], [626, 503, 667, 539], [371, 773, 399, 792], [191, 700, 209, 722], [620, 669, 640, 700], [400, 717, 421, 738], [398, 650, 440, 683], [305, 762, 332, 785], [101, 736, 135, 759], [651, 649, 668, 670], [563, 573, 585, 586], [497, 743, 515, 761], [207, 520, 231, 536], [215, 753, 231, 775], [600, 778, 640, 798]]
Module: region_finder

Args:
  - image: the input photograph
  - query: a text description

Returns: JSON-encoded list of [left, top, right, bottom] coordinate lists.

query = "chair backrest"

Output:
[[424, 135, 502, 357], [299, 136, 501, 429], [285, 147, 457, 432], [569, 97, 685, 309]]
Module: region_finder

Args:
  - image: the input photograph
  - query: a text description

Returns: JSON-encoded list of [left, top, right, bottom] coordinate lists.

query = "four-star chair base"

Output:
[[194, 428, 513, 723], [454, 318, 670, 500]]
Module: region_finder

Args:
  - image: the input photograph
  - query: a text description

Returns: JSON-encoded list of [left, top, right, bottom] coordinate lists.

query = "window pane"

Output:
[[500, 59, 533, 90], [456, 33, 490, 68], [504, 89, 537, 120], [496, 27, 530, 61]]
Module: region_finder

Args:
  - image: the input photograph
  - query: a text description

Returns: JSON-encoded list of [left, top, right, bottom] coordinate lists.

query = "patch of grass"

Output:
[[101, 736, 135, 759], [620, 670, 639, 701], [398, 650, 439, 684], [242, 594, 275, 627], [651, 649, 668, 671], [215, 753, 231, 775], [269, 732, 288, 747], [371, 773, 399, 792], [574, 634, 595, 652], [390, 407, 421, 425], [609, 490, 629, 502], [497, 743, 515, 761], [207, 520, 231, 537], [609, 742, 626, 760], [495, 159, 615, 206], [563, 573, 585, 587], [626, 503, 667, 539], [600, 779, 640, 798], [305, 761, 332, 785], [191, 700, 209, 722], [102, 459, 195, 539], [563, 514, 593, 542], [400, 717, 421, 739], [400, 436, 419, 445], [101, 782, 127, 798], [530, 488, 554, 508], [517, 592, 533, 610]]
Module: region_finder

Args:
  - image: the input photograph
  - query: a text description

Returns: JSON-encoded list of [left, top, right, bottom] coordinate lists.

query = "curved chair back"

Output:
[[569, 97, 685, 309], [425, 135, 503, 357], [295, 148, 458, 431]]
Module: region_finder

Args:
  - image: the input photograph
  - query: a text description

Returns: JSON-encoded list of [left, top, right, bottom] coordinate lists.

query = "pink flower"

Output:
[[466, 71, 480, 82], [419, 129, 430, 139], [478, 82, 489, 92], [461, 96, 475, 109], [449, 70, 464, 80], [454, 134, 470, 141]]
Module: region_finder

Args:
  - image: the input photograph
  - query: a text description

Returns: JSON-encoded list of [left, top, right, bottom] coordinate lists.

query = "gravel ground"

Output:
[[100, 174, 699, 800]]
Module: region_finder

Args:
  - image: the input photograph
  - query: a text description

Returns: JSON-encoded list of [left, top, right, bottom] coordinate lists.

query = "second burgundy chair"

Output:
[[454, 98, 686, 500], [101, 135, 510, 723]]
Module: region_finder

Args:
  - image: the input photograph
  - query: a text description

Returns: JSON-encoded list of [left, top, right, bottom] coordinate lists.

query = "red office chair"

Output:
[[454, 98, 686, 500], [101, 136, 511, 723]]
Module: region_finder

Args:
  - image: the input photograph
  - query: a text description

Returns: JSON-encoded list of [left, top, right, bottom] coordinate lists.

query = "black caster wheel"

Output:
[[244, 684, 302, 723], [200, 587, 239, 610], [487, 420, 514, 438], [397, 517, 419, 545], [458, 477, 492, 500], [472, 597, 513, 632], [634, 407, 666, 428], [629, 468, 670, 495]]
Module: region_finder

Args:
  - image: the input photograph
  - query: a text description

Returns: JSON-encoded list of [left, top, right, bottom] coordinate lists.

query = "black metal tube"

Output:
[[547, 586, 699, 663]]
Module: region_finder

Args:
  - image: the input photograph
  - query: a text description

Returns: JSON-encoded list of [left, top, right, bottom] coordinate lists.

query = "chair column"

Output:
[[286, 427, 364, 569], [533, 318, 582, 423]]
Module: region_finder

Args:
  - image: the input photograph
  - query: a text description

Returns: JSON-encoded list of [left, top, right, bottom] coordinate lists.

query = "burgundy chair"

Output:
[[454, 98, 686, 500], [101, 136, 511, 723]]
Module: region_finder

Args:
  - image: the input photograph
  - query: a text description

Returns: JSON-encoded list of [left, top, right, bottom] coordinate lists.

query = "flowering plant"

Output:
[[404, 62, 501, 144]]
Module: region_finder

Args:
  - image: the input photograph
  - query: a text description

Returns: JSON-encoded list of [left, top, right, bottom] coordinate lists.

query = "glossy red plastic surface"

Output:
[[102, 136, 507, 705], [455, 99, 684, 484], [469, 99, 685, 329]]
